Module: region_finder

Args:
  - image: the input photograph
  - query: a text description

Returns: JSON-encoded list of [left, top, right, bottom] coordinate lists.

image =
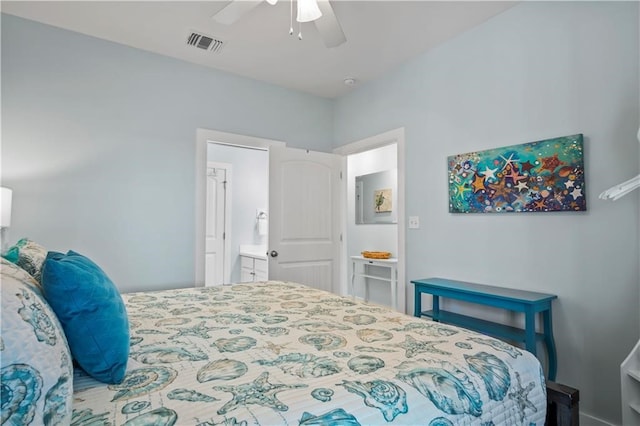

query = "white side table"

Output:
[[350, 255, 398, 311]]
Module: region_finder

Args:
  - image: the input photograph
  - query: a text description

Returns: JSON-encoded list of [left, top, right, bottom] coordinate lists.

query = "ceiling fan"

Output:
[[211, 0, 347, 48]]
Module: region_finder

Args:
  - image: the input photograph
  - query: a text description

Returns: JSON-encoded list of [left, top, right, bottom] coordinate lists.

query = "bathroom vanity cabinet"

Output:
[[239, 245, 268, 282]]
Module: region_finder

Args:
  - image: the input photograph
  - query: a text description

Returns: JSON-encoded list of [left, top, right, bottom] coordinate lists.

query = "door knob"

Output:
[[270, 250, 278, 258]]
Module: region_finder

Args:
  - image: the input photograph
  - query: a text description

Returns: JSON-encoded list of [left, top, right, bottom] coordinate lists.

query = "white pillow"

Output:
[[1, 258, 73, 424]]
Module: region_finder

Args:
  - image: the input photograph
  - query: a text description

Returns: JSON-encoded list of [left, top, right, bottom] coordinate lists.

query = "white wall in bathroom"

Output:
[[207, 143, 268, 283]]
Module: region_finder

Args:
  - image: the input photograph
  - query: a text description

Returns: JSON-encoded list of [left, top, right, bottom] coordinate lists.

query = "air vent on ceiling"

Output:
[[187, 31, 224, 53]]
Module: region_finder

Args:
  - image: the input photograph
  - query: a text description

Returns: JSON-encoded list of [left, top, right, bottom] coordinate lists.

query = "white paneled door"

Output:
[[269, 146, 341, 293], [205, 164, 230, 286]]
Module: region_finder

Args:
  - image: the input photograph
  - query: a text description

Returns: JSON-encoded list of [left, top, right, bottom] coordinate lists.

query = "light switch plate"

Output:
[[408, 216, 420, 229]]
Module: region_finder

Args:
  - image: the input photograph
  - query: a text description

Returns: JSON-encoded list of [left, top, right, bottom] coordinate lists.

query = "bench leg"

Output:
[[543, 309, 558, 381], [525, 307, 537, 356]]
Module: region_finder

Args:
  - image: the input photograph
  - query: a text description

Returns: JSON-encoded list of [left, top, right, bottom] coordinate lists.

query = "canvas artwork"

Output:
[[374, 188, 392, 212], [448, 134, 586, 213]]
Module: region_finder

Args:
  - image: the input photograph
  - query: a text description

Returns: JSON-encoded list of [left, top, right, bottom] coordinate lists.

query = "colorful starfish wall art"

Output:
[[448, 134, 586, 213]]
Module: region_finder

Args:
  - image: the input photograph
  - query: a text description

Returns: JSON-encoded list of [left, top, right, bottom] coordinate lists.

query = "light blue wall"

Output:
[[334, 2, 639, 423], [1, 14, 332, 293], [207, 144, 268, 283]]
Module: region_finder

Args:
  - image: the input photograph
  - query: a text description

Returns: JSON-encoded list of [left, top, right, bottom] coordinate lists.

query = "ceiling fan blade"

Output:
[[212, 0, 263, 25], [314, 0, 346, 48]]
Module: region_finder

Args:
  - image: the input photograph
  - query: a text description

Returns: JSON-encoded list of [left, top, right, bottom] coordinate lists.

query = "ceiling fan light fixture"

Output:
[[296, 0, 322, 23], [265, 0, 278, 5]]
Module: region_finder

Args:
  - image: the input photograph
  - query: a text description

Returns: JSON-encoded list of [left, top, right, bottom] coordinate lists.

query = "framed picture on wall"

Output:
[[374, 188, 392, 212], [448, 134, 586, 213]]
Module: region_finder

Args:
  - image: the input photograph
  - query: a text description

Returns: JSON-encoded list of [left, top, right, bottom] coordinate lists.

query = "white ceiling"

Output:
[[1, 1, 516, 98]]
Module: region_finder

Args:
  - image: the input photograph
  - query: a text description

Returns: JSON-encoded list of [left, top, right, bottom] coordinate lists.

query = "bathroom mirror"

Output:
[[355, 169, 398, 224]]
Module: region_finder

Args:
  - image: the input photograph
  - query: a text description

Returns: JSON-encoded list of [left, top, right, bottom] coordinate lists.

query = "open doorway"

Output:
[[195, 129, 341, 292], [207, 144, 268, 285], [195, 129, 285, 286], [334, 128, 406, 313]]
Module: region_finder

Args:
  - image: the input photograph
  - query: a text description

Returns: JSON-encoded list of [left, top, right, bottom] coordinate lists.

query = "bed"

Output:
[[1, 242, 575, 426]]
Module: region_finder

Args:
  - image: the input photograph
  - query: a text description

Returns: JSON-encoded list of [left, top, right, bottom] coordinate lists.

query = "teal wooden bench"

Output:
[[412, 277, 558, 380]]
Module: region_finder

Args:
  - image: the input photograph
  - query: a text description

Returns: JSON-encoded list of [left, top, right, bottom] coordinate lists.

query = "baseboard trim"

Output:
[[580, 412, 616, 426]]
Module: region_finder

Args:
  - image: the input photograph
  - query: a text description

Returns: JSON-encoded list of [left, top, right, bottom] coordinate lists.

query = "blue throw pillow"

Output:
[[41, 250, 129, 384]]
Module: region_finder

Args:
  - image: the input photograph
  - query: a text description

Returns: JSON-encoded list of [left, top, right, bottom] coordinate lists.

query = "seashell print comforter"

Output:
[[72, 281, 547, 425]]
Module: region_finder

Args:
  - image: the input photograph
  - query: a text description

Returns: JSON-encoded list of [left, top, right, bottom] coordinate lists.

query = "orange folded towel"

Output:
[[361, 251, 392, 259]]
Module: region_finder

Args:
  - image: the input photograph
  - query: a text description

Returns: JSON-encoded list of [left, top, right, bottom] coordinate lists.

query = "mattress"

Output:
[[72, 281, 547, 425]]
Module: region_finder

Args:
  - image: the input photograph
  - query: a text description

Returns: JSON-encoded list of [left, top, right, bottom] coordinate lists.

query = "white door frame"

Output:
[[195, 128, 285, 286], [333, 127, 406, 313], [206, 161, 232, 285]]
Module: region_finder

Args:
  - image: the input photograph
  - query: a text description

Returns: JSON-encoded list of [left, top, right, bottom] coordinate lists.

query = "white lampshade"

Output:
[[297, 0, 322, 23], [265, 0, 278, 5], [1, 187, 12, 228]]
